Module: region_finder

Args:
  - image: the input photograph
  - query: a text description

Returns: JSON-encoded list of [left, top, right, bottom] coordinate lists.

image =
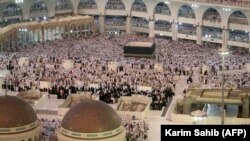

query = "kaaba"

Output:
[[124, 42, 155, 57]]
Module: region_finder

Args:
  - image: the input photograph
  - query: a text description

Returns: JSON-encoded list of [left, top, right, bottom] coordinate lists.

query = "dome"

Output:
[[61, 100, 121, 134], [0, 96, 37, 129]]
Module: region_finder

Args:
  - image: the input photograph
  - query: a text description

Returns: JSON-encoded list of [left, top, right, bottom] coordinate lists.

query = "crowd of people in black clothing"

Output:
[[42, 81, 175, 111]]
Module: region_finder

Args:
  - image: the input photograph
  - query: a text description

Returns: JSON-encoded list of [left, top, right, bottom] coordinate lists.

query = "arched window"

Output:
[[203, 8, 221, 23], [78, 0, 97, 9], [30, 0, 48, 13], [2, 3, 22, 25], [131, 0, 147, 12], [228, 11, 248, 25], [154, 2, 171, 16], [105, 0, 125, 10], [178, 5, 195, 19], [3, 3, 22, 17], [55, 0, 73, 11]]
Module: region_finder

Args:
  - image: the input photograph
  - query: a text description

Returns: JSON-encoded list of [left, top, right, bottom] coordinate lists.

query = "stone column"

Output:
[[249, 36, 250, 53], [0, 41, 3, 52], [149, 20, 155, 38], [172, 22, 177, 41], [85, 25, 87, 37], [39, 30, 42, 42], [50, 28, 53, 40], [222, 29, 229, 48], [99, 15, 105, 33], [8, 38, 11, 48], [15, 35, 18, 48], [23, 32, 26, 45], [59, 27, 63, 39], [77, 26, 79, 38], [42, 26, 45, 43], [183, 97, 194, 114], [196, 26, 202, 45], [34, 30, 38, 43], [67, 23, 70, 38], [241, 95, 249, 118], [126, 16, 131, 34], [11, 37, 14, 48]]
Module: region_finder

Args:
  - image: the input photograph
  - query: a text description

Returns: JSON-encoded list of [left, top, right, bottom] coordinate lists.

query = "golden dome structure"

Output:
[[58, 100, 126, 141], [0, 95, 41, 141], [0, 96, 37, 129]]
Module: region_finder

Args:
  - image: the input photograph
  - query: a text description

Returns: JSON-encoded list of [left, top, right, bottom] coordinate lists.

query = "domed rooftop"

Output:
[[0, 95, 37, 129], [61, 100, 121, 133]]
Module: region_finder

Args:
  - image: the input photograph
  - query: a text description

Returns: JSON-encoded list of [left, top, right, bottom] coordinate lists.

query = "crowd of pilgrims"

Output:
[[1, 32, 250, 110], [122, 117, 149, 141], [39, 118, 60, 141]]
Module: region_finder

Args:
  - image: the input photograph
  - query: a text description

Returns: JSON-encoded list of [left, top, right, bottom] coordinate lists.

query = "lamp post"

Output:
[[218, 47, 229, 125]]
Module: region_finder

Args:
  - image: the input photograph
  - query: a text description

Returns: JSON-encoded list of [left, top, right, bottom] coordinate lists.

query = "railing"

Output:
[[184, 0, 250, 8]]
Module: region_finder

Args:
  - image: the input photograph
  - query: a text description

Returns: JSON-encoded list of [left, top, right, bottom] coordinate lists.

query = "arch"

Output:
[[86, 24, 90, 29], [64, 25, 68, 32], [78, 24, 84, 31], [228, 10, 248, 25], [3, 3, 22, 18], [131, 0, 147, 12], [178, 5, 195, 19], [55, 0, 73, 11], [202, 8, 221, 23], [28, 138, 32, 141], [78, 0, 98, 9], [70, 24, 77, 31], [105, 0, 125, 10], [30, 0, 48, 13], [154, 2, 171, 16]]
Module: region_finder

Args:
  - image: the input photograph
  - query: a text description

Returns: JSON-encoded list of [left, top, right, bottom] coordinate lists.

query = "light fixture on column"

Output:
[[15, 0, 24, 4], [164, 1, 170, 4], [222, 8, 231, 11], [191, 4, 199, 8]]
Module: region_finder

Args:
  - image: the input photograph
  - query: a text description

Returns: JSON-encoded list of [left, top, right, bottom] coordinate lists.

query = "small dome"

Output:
[[0, 96, 37, 129], [61, 100, 121, 133]]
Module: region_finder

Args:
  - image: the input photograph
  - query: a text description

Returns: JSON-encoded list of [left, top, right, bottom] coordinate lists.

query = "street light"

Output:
[[218, 47, 229, 125]]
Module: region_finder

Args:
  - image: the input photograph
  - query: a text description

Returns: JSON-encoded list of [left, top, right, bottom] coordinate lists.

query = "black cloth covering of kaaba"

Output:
[[123, 42, 155, 57]]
